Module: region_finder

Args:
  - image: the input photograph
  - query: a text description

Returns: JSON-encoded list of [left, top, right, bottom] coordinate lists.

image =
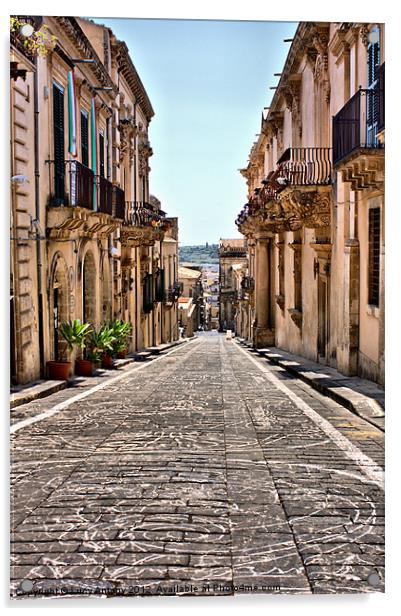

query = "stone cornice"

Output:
[[52, 17, 117, 93], [113, 40, 154, 122]]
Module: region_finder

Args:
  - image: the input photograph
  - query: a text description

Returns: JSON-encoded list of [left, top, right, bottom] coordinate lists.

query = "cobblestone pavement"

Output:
[[10, 333, 384, 598]]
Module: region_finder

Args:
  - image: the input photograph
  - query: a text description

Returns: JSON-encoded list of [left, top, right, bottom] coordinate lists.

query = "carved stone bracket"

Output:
[[275, 294, 285, 310], [118, 117, 137, 163], [47, 207, 88, 238], [278, 186, 332, 229], [359, 24, 371, 49], [288, 308, 303, 329], [120, 225, 162, 247]]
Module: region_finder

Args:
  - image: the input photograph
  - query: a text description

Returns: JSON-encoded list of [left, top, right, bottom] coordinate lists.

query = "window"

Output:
[[81, 110, 89, 167], [368, 207, 380, 306], [143, 273, 154, 313], [367, 26, 380, 89], [53, 82, 65, 204], [155, 269, 165, 302], [367, 26, 381, 146]]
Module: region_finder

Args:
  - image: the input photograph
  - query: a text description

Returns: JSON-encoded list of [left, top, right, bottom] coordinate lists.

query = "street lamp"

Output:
[[19, 23, 34, 38]]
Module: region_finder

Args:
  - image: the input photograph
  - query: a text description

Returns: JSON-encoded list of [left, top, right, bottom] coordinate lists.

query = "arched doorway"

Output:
[[50, 254, 70, 361], [82, 251, 97, 325]]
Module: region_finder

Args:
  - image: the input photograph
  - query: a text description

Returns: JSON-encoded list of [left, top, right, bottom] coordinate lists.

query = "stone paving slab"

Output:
[[10, 333, 384, 598]]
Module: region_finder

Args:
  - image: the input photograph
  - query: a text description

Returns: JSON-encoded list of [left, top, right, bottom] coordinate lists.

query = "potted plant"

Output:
[[87, 325, 116, 370], [47, 319, 90, 380], [109, 320, 132, 359], [64, 320, 93, 377]]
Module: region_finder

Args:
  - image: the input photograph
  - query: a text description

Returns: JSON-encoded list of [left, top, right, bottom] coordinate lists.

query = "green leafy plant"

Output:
[[59, 320, 92, 356], [107, 320, 132, 357], [86, 324, 116, 364]]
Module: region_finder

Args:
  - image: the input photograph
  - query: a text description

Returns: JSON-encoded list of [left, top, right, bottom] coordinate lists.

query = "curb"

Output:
[[10, 380, 68, 410], [235, 341, 384, 432], [10, 338, 191, 410]]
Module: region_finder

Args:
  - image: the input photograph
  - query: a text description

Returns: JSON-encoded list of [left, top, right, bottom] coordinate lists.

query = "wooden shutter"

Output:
[[156, 269, 165, 302], [99, 130, 105, 177], [53, 83, 65, 203], [368, 208, 380, 306], [143, 274, 153, 313], [81, 110, 89, 167]]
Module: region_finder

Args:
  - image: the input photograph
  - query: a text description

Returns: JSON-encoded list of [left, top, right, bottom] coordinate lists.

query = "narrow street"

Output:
[[11, 333, 384, 597]]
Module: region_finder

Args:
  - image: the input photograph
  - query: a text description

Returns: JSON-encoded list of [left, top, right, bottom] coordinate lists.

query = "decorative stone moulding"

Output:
[[120, 226, 162, 247], [338, 153, 384, 192], [278, 186, 332, 229], [288, 308, 303, 329], [275, 294, 285, 310], [47, 207, 117, 239]]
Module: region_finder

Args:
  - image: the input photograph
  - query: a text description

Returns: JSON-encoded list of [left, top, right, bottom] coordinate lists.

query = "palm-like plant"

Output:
[[107, 320, 132, 357], [59, 320, 92, 355], [87, 324, 116, 363]]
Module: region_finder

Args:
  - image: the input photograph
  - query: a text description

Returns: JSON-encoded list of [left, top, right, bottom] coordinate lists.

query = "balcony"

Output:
[[48, 160, 94, 209], [125, 201, 165, 227], [121, 201, 167, 247], [112, 186, 125, 220], [241, 276, 255, 292], [274, 147, 332, 187], [96, 175, 113, 215], [46, 160, 122, 237], [219, 245, 247, 259], [271, 147, 332, 230], [333, 65, 384, 190], [164, 282, 183, 306], [235, 179, 291, 235]]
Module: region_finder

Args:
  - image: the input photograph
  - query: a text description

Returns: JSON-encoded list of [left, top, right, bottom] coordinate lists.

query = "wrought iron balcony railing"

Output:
[[112, 186, 125, 220], [96, 175, 113, 215], [274, 147, 332, 186], [241, 276, 255, 292], [47, 160, 126, 217], [46, 159, 95, 209], [333, 66, 384, 166], [219, 246, 247, 258], [164, 282, 183, 304], [125, 201, 165, 227]]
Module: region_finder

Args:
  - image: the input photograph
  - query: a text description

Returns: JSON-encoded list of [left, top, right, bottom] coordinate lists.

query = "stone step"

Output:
[[133, 351, 152, 361]]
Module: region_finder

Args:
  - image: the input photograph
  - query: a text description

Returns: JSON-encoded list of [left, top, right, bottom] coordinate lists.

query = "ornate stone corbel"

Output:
[[360, 24, 370, 49]]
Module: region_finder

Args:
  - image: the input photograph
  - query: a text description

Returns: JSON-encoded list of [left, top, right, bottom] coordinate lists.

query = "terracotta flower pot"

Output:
[[75, 358, 94, 377], [101, 354, 114, 369], [47, 360, 71, 380], [117, 349, 127, 359]]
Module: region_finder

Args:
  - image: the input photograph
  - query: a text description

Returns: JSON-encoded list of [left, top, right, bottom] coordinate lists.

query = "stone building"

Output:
[[218, 239, 248, 332], [10, 16, 180, 385], [178, 265, 204, 332], [236, 22, 384, 385]]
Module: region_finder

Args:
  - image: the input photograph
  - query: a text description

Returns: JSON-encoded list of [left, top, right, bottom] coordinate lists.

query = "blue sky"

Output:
[[93, 18, 297, 244]]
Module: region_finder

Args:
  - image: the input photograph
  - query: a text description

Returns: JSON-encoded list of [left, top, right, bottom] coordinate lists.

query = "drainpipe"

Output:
[[34, 57, 45, 377]]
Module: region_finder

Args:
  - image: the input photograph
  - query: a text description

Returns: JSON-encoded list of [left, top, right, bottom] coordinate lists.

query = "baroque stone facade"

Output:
[[235, 22, 385, 386], [218, 239, 248, 333], [10, 16, 180, 385]]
